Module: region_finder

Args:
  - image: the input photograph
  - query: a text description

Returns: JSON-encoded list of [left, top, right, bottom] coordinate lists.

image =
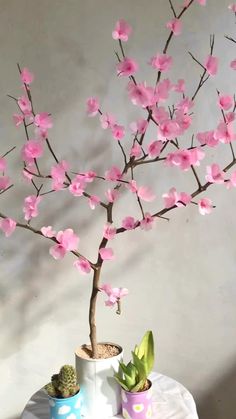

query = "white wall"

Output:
[[1, 1, 236, 418]]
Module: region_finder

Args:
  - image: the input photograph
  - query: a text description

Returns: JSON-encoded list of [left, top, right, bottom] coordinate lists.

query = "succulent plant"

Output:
[[45, 365, 80, 399], [114, 331, 154, 393]]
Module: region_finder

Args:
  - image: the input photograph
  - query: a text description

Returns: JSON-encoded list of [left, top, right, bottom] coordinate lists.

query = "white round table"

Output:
[[21, 372, 199, 418]]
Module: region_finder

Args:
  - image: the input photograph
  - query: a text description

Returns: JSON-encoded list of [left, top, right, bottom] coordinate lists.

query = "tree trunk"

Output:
[[89, 266, 101, 358]]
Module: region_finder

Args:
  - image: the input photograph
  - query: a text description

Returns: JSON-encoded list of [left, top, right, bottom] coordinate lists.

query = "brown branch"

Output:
[[156, 0, 195, 85], [118, 140, 127, 165], [116, 156, 236, 235], [0, 210, 96, 268], [190, 35, 214, 101], [225, 35, 236, 44]]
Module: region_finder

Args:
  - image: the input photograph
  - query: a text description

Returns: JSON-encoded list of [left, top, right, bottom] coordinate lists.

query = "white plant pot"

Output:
[[75, 342, 123, 419]]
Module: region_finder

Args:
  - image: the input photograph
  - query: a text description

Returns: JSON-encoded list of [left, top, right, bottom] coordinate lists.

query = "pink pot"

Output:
[[121, 382, 153, 419]]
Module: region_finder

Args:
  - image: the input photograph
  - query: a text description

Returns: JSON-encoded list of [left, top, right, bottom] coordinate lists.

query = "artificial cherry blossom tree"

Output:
[[1, 0, 236, 358]]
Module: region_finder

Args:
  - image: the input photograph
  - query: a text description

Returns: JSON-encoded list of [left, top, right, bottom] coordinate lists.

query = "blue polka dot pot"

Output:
[[48, 390, 81, 419]]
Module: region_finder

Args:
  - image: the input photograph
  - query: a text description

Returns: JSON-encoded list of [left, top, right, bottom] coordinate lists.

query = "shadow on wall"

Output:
[[197, 363, 236, 419]]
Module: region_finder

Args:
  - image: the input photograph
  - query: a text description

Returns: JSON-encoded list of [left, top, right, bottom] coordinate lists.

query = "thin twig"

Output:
[[1, 146, 16, 159], [168, 0, 177, 18], [0, 184, 14, 195]]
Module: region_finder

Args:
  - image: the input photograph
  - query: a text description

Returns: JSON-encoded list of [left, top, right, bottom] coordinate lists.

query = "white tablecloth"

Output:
[[21, 372, 199, 419]]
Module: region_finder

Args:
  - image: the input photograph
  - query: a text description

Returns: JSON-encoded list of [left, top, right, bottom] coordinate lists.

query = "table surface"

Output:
[[21, 372, 199, 419]]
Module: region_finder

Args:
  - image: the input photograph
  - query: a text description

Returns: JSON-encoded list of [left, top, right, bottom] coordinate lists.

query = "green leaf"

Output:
[[131, 378, 146, 393], [135, 331, 154, 376], [132, 352, 147, 382], [114, 373, 129, 391]]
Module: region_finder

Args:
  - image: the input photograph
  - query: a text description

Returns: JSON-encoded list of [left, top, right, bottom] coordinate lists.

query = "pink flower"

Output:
[[23, 195, 42, 221], [198, 198, 213, 215], [137, 186, 156, 202], [130, 143, 142, 158], [103, 223, 116, 240], [130, 118, 148, 134], [21, 68, 34, 85], [205, 55, 218, 76], [88, 195, 100, 209], [127, 179, 138, 193], [152, 107, 169, 124], [149, 53, 173, 72], [122, 216, 137, 230], [41, 226, 56, 238], [112, 19, 132, 42], [13, 114, 24, 127], [218, 95, 233, 111], [166, 18, 182, 36], [49, 245, 66, 260], [100, 283, 129, 307], [162, 187, 179, 208], [0, 218, 16, 237], [99, 247, 114, 260], [105, 189, 120, 203], [69, 176, 86, 197], [166, 149, 204, 171], [225, 112, 235, 123], [105, 166, 122, 181], [159, 119, 180, 139], [140, 212, 154, 230], [173, 79, 185, 93], [127, 81, 157, 107], [0, 176, 11, 190], [50, 229, 79, 260], [156, 79, 172, 102], [175, 111, 192, 132], [74, 258, 91, 274], [190, 148, 205, 166], [34, 113, 53, 130], [79, 171, 96, 183], [147, 140, 162, 158], [197, 131, 219, 147], [197, 0, 206, 4], [166, 150, 191, 170], [0, 158, 6, 172], [163, 188, 191, 208], [111, 124, 125, 140], [86, 97, 99, 116], [177, 192, 191, 207], [51, 160, 69, 191], [229, 4, 236, 12], [230, 59, 236, 70], [18, 95, 32, 115], [205, 164, 225, 184], [117, 58, 138, 77], [100, 113, 116, 129], [214, 122, 235, 144], [21, 139, 43, 163], [176, 97, 194, 113], [226, 170, 236, 188]]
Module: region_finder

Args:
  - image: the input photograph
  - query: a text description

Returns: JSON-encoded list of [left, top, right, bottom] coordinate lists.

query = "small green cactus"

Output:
[[45, 365, 80, 399]]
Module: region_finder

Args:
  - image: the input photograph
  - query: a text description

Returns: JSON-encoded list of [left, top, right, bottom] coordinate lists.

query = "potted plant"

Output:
[[1, 1, 236, 418], [114, 331, 154, 419], [44, 365, 81, 419]]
